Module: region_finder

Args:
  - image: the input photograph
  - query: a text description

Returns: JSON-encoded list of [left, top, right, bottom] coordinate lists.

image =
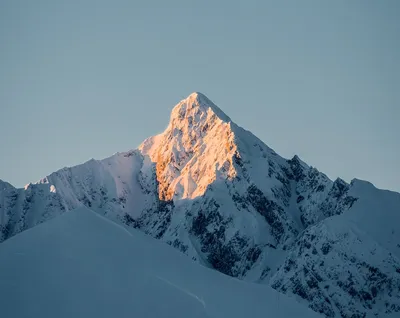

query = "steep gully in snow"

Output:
[[0, 92, 399, 317]]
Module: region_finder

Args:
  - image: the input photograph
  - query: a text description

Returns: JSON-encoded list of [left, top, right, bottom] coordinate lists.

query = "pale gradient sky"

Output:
[[1, 0, 399, 192]]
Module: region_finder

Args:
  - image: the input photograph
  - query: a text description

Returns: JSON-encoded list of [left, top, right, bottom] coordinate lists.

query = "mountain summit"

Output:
[[140, 92, 239, 200], [170, 92, 232, 123], [1, 93, 399, 317]]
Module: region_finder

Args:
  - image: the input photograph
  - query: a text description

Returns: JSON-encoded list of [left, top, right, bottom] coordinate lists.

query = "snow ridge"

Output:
[[1, 92, 399, 317], [0, 207, 319, 318]]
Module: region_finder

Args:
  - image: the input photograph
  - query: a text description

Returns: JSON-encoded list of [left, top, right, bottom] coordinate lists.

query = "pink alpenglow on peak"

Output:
[[140, 92, 237, 200], [1, 92, 400, 318]]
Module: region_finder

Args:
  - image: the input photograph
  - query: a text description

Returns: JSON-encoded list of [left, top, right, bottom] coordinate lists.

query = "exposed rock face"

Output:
[[139, 93, 238, 201], [1, 92, 399, 317], [270, 218, 400, 317]]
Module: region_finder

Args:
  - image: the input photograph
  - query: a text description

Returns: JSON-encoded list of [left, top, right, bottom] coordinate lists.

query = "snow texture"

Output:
[[1, 92, 399, 317], [0, 207, 319, 318]]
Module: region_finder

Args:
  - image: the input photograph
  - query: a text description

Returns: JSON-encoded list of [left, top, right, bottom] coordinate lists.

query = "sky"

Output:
[[0, 0, 399, 192]]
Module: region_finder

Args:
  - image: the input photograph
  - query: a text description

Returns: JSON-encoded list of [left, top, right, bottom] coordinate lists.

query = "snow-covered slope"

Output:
[[0, 151, 159, 242], [271, 210, 400, 317], [0, 207, 319, 318], [1, 92, 399, 317]]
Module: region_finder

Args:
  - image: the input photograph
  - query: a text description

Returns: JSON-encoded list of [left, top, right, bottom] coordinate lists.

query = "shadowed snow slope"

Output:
[[0, 207, 319, 318], [1, 92, 400, 317]]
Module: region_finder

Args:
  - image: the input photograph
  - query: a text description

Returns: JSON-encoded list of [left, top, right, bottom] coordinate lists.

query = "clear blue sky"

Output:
[[1, 0, 399, 192]]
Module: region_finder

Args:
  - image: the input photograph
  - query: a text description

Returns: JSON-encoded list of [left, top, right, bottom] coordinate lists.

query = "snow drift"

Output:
[[0, 207, 319, 318]]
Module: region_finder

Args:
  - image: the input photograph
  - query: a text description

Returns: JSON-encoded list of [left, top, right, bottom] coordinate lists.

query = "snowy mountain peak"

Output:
[[140, 92, 238, 200], [290, 155, 308, 168], [169, 92, 232, 126], [1, 92, 400, 318]]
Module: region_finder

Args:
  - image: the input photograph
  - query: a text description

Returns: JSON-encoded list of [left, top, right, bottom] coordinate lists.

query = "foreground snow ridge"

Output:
[[1, 92, 400, 317], [0, 207, 318, 318]]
